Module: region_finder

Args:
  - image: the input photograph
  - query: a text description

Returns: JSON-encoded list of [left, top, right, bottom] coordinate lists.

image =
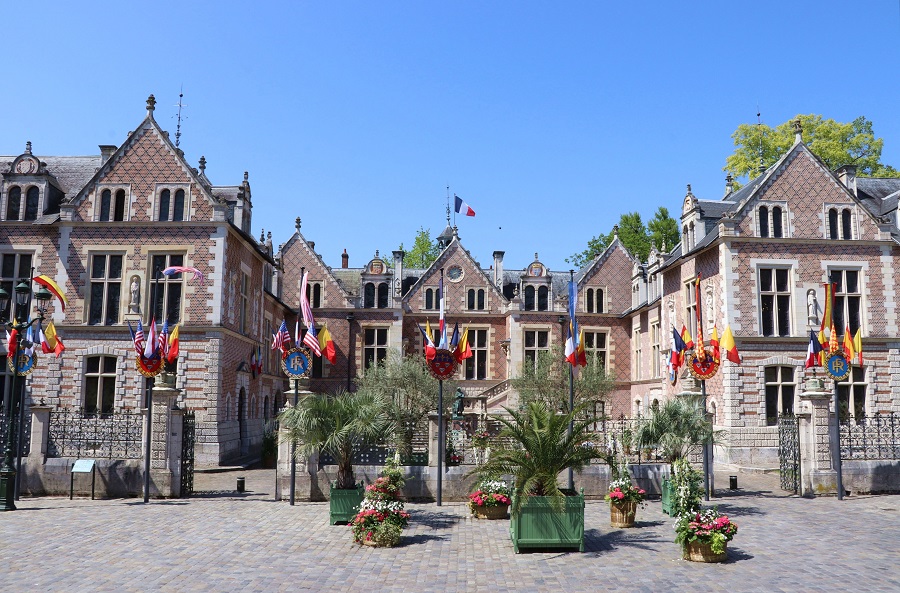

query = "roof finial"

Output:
[[295, 217, 301, 232], [375, 249, 380, 259], [446, 186, 451, 227], [198, 156, 206, 172], [725, 173, 734, 195], [146, 94, 156, 117], [757, 107, 766, 173], [243, 171, 249, 183], [613, 224, 619, 239], [686, 183, 692, 195], [534, 252, 539, 261], [260, 228, 265, 242], [792, 117, 803, 144], [25, 141, 32, 155], [174, 87, 187, 148]]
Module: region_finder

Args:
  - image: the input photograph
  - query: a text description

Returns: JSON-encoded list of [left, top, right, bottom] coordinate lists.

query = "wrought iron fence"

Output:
[[0, 409, 32, 456], [840, 412, 900, 461], [47, 408, 144, 459]]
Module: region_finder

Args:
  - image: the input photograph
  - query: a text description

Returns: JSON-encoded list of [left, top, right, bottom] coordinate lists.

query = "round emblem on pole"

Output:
[[687, 349, 720, 380], [428, 348, 457, 380], [825, 352, 851, 381], [8, 352, 36, 376], [136, 355, 164, 378], [281, 347, 311, 378]]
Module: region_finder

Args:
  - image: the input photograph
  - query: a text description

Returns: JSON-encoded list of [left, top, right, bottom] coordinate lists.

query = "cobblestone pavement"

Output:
[[2, 468, 898, 593]]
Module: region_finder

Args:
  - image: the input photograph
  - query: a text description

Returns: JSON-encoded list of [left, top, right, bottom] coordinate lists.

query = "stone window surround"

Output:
[[461, 325, 491, 380], [466, 286, 487, 311], [824, 204, 858, 240], [153, 183, 191, 222], [749, 258, 799, 338], [756, 201, 789, 238], [73, 346, 129, 411], [93, 184, 132, 222]]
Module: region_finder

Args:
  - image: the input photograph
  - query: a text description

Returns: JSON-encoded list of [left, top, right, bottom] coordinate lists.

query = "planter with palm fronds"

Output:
[[471, 401, 610, 553], [278, 389, 389, 524]]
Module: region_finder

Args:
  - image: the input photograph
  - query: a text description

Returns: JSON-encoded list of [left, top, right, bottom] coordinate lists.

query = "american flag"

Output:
[[132, 319, 145, 356], [272, 320, 291, 353], [162, 266, 205, 285], [303, 325, 322, 356], [158, 320, 170, 359]]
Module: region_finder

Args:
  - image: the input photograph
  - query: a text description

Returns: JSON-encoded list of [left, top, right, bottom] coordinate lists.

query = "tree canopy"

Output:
[[725, 115, 900, 181], [397, 227, 441, 269], [567, 207, 679, 269], [511, 345, 614, 414]]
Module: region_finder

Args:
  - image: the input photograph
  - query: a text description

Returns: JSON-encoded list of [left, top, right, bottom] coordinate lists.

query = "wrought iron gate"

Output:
[[180, 411, 196, 498], [778, 414, 800, 493]]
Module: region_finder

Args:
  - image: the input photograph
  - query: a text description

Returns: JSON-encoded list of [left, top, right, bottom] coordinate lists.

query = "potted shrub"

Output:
[[634, 395, 719, 515], [675, 508, 738, 562], [471, 401, 610, 553], [467, 478, 512, 519], [350, 459, 410, 547], [605, 475, 646, 528], [278, 389, 389, 525]]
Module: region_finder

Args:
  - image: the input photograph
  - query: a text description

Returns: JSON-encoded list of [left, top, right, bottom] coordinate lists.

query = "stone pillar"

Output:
[[27, 405, 52, 461], [428, 413, 440, 467], [148, 375, 181, 497], [799, 377, 838, 495]]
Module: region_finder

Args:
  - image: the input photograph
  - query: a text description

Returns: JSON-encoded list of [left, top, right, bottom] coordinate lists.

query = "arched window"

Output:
[[759, 206, 769, 238], [100, 189, 112, 221], [173, 189, 185, 221], [159, 189, 170, 221], [113, 189, 126, 221], [425, 288, 434, 310], [524, 285, 535, 310], [537, 286, 549, 311], [467, 288, 485, 310], [312, 283, 322, 308], [772, 206, 783, 238], [364, 282, 376, 308], [586, 288, 604, 313], [24, 187, 39, 221], [377, 282, 388, 308], [841, 209, 852, 240], [6, 186, 21, 220], [828, 208, 839, 239]]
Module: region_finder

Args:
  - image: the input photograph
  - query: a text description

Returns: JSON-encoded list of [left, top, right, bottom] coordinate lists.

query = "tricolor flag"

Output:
[[818, 329, 828, 366], [249, 346, 259, 379], [694, 277, 705, 361], [418, 323, 437, 361], [565, 278, 585, 368], [671, 326, 687, 370], [680, 324, 694, 351], [23, 325, 35, 357], [144, 319, 158, 359], [853, 328, 863, 366], [450, 323, 460, 351], [5, 328, 17, 360], [805, 330, 823, 369], [40, 321, 65, 358], [454, 195, 475, 217], [318, 323, 336, 365], [720, 325, 741, 364], [162, 266, 205, 286], [454, 326, 472, 364]]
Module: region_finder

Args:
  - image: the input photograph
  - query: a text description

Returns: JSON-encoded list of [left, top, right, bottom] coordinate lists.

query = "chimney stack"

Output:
[[393, 250, 405, 298], [341, 249, 349, 269], [493, 251, 505, 289], [836, 164, 858, 197], [99, 145, 117, 164]]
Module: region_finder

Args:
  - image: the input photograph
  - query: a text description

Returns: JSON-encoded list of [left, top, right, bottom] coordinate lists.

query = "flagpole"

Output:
[[143, 267, 162, 503], [291, 267, 305, 506], [832, 380, 845, 501], [437, 378, 443, 507], [701, 379, 710, 501], [567, 269, 575, 492]]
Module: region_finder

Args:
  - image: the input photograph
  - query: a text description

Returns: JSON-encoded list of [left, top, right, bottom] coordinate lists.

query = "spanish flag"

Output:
[[843, 325, 855, 363], [710, 325, 721, 364], [40, 321, 65, 357], [33, 275, 68, 312], [681, 324, 694, 350], [853, 328, 863, 366]]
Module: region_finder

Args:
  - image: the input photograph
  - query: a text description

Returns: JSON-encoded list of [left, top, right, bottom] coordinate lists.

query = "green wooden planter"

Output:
[[509, 490, 585, 553], [661, 478, 675, 516], [329, 483, 364, 525]]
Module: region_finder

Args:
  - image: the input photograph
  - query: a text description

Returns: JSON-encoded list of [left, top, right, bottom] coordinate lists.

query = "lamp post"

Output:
[[0, 275, 54, 511], [345, 312, 354, 393]]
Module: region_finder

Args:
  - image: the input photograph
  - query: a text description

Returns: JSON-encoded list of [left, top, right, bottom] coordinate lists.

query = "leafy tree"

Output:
[[647, 207, 680, 253], [566, 231, 612, 269], [355, 350, 454, 459], [511, 345, 614, 414], [725, 115, 900, 181], [400, 227, 441, 269], [617, 212, 650, 262]]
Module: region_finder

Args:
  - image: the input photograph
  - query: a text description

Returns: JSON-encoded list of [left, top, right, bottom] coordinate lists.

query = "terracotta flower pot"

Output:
[[609, 501, 637, 528]]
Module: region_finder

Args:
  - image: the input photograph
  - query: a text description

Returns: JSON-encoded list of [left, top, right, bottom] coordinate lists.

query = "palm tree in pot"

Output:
[[471, 401, 611, 552], [279, 389, 390, 523]]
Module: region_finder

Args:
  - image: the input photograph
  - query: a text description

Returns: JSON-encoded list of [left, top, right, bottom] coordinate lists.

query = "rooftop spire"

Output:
[[146, 94, 156, 118], [174, 87, 187, 148], [792, 118, 803, 144]]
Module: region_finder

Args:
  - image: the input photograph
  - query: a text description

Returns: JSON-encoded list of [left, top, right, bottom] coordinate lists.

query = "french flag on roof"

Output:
[[454, 195, 475, 217]]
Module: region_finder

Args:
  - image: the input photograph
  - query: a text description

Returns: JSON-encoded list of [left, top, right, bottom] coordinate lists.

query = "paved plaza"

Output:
[[2, 468, 898, 593]]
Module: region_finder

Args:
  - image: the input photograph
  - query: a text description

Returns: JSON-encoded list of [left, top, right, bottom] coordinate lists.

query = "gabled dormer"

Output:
[[2, 141, 67, 222], [360, 251, 392, 309], [520, 253, 552, 311]]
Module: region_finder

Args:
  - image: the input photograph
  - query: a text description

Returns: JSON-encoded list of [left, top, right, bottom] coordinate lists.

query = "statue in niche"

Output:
[[807, 289, 819, 325], [453, 387, 465, 419], [705, 285, 714, 327], [129, 276, 141, 313]]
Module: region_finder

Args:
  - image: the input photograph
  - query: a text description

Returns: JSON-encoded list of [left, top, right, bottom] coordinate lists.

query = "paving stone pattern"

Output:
[[2, 469, 898, 593]]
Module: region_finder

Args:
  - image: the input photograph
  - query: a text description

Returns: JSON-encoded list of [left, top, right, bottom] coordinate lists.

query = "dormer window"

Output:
[[24, 187, 39, 221], [827, 207, 854, 240], [5, 186, 21, 220], [523, 285, 549, 311], [364, 282, 388, 308], [758, 204, 786, 238], [157, 186, 187, 222]]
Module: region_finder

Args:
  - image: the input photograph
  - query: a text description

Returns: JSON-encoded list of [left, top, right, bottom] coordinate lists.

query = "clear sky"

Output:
[[4, 2, 899, 272]]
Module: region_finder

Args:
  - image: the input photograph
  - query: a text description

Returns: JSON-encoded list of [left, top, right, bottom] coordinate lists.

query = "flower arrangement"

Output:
[[350, 459, 410, 547], [470, 430, 492, 450], [671, 458, 703, 518], [675, 508, 738, 555], [468, 479, 511, 510], [604, 477, 646, 506], [446, 444, 462, 465]]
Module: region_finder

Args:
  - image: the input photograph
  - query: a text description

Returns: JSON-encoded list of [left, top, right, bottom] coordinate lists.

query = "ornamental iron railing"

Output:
[[0, 409, 31, 457], [47, 408, 144, 459], [840, 412, 900, 461], [778, 414, 800, 493]]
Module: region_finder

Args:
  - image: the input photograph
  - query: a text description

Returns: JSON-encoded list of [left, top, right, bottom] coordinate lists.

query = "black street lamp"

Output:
[[0, 274, 54, 511]]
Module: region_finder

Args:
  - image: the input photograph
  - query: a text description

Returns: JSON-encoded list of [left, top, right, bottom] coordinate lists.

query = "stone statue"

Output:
[[807, 289, 818, 325], [453, 388, 465, 419], [129, 276, 141, 312]]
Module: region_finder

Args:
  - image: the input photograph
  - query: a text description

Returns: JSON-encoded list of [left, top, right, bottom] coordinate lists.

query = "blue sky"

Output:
[[4, 2, 899, 271]]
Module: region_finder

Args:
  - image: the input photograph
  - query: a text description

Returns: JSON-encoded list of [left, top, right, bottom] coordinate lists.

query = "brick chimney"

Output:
[[493, 251, 505, 289], [99, 145, 117, 164], [836, 164, 857, 197], [393, 250, 405, 297], [341, 249, 349, 269]]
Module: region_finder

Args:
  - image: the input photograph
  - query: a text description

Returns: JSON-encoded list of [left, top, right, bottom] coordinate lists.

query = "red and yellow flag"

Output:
[[710, 325, 721, 364], [843, 325, 855, 363], [853, 328, 863, 366], [720, 325, 741, 364]]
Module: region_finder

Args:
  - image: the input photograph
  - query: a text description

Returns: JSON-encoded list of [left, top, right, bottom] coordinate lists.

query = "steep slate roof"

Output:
[[858, 178, 900, 201], [1, 155, 102, 200], [280, 230, 351, 301]]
